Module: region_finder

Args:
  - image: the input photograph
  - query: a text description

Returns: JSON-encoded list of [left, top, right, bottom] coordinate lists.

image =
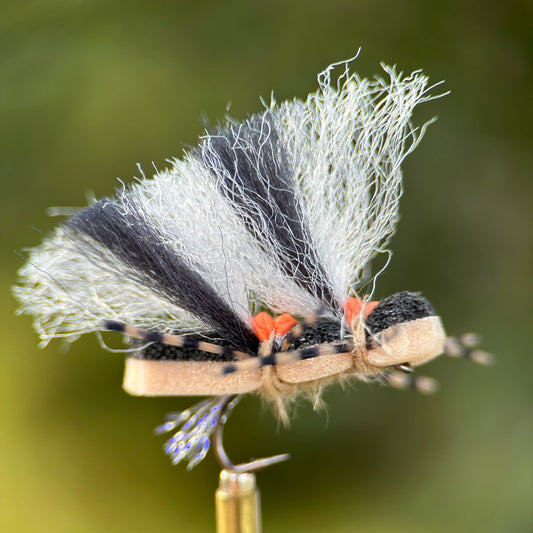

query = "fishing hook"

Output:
[[213, 394, 290, 474]]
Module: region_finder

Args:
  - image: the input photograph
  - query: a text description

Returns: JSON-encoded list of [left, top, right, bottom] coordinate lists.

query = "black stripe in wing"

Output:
[[66, 199, 259, 353], [197, 113, 336, 307]]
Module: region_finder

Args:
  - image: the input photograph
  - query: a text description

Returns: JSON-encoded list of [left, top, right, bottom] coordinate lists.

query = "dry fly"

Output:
[[13, 56, 492, 472]]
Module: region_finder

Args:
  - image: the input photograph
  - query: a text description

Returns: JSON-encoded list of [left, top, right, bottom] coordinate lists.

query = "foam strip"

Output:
[[123, 316, 445, 396]]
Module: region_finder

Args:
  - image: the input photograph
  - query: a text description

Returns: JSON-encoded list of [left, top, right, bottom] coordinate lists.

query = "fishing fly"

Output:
[[13, 57, 491, 473]]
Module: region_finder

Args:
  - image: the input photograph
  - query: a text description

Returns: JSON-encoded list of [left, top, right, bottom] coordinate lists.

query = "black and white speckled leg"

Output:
[[444, 333, 494, 365], [103, 320, 253, 360]]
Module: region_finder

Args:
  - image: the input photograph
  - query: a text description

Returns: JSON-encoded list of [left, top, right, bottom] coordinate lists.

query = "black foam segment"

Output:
[[285, 318, 344, 349], [365, 291, 436, 334], [134, 334, 236, 362]]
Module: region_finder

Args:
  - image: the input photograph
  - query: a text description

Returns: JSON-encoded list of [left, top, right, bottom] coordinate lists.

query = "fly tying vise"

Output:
[[13, 57, 492, 473]]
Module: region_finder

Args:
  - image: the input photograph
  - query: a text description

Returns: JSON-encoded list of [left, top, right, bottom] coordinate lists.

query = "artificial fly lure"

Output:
[[13, 57, 492, 473]]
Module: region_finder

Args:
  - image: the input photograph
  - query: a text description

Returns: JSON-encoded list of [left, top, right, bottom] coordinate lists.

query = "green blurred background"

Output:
[[2, 1, 531, 531]]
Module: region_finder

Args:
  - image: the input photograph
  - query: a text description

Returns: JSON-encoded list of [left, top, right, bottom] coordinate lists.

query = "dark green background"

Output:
[[2, 1, 531, 531]]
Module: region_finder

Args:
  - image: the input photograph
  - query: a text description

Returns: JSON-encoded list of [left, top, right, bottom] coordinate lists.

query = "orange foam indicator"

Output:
[[365, 301, 379, 316], [251, 312, 275, 342], [345, 298, 362, 324], [251, 312, 299, 342], [345, 297, 379, 324], [273, 314, 298, 337]]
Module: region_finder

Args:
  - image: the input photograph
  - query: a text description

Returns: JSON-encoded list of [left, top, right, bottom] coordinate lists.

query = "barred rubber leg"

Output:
[[221, 341, 353, 375], [102, 320, 253, 360], [384, 370, 439, 394], [280, 310, 323, 351], [444, 333, 494, 366]]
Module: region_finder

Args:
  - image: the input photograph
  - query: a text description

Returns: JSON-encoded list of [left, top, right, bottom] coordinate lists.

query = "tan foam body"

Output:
[[366, 315, 445, 367], [123, 316, 445, 397]]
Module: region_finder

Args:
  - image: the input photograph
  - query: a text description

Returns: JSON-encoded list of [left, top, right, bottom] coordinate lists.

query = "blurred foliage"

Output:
[[1, 1, 532, 532]]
